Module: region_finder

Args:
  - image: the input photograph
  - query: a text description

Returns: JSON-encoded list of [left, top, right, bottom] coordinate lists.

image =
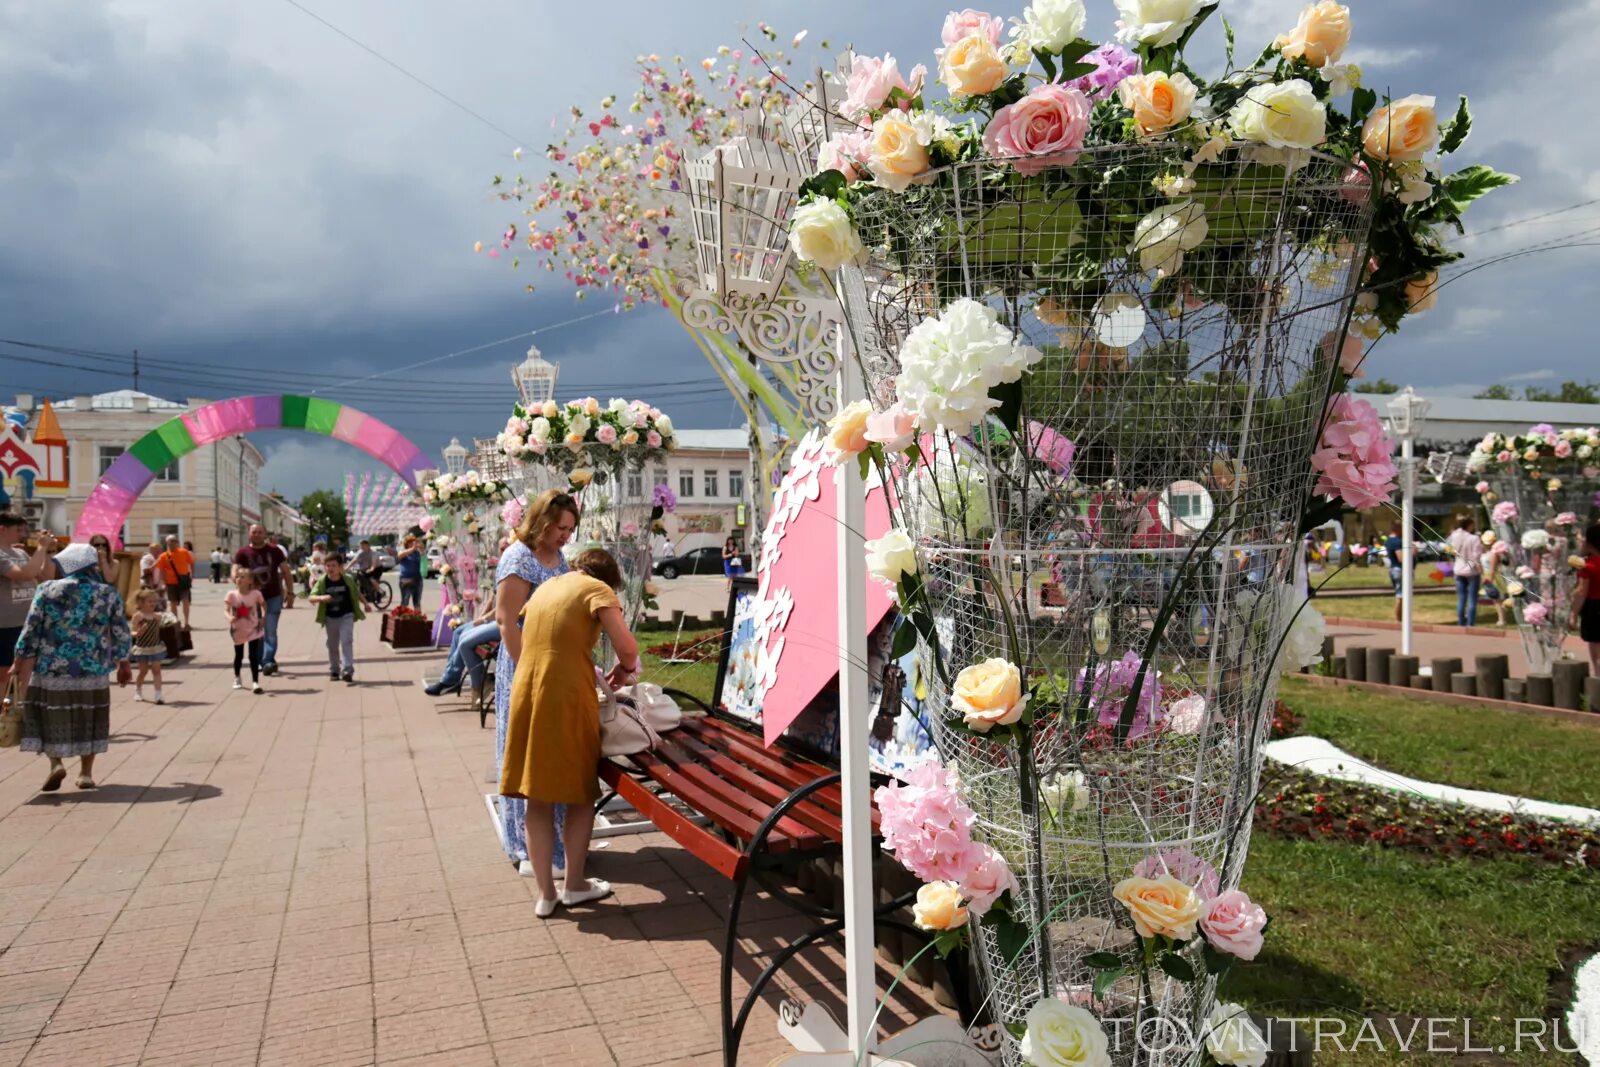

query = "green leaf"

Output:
[[1083, 951, 1123, 970], [991, 380, 1023, 435], [1092, 966, 1127, 999], [1157, 952, 1197, 982], [1058, 63, 1102, 81], [1202, 942, 1234, 975], [857, 450, 872, 482], [891, 617, 919, 659], [1438, 95, 1471, 154], [1174, 2, 1219, 54], [1350, 87, 1377, 125], [1004, 1021, 1028, 1040], [1222, 15, 1235, 66], [1034, 49, 1057, 83], [1443, 164, 1518, 210], [985, 910, 1032, 966], [1058, 39, 1097, 65], [798, 170, 847, 201]]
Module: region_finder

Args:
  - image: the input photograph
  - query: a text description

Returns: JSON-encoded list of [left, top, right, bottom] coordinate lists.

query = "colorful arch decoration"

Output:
[[74, 395, 431, 546]]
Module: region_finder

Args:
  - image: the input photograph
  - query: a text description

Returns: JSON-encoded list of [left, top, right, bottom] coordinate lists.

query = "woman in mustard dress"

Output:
[[500, 548, 641, 918]]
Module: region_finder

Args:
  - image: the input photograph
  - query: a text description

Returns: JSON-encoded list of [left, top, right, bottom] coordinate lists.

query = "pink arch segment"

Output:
[[74, 395, 430, 548]]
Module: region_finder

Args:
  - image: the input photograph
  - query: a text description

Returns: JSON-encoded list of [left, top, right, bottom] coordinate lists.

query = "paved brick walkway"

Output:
[[0, 583, 938, 1066]]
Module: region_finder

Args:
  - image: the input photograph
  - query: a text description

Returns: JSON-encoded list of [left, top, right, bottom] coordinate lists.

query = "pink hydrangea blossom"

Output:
[[941, 8, 1003, 46], [1080, 651, 1163, 739], [982, 83, 1092, 176], [1310, 396, 1398, 510], [1491, 501, 1519, 526], [1523, 602, 1550, 626], [1200, 889, 1268, 960], [874, 762, 977, 884], [1132, 849, 1221, 899], [957, 842, 1019, 918], [500, 497, 526, 530]]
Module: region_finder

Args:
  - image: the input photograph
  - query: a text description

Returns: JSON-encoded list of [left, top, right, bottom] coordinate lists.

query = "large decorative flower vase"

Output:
[[839, 148, 1374, 1065]]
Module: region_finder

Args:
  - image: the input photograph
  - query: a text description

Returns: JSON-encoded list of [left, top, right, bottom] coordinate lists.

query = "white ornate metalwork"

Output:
[[680, 284, 844, 423]]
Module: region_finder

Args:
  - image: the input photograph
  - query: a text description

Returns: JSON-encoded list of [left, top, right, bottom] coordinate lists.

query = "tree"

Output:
[[1523, 381, 1600, 404], [1473, 384, 1513, 400], [1353, 378, 1399, 394], [298, 489, 349, 548]]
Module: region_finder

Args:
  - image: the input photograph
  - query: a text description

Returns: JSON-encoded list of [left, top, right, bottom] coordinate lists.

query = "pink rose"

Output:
[[1319, 329, 1364, 378], [941, 8, 1003, 46], [982, 83, 1092, 176], [1524, 602, 1550, 626], [1556, 440, 1574, 459], [1200, 890, 1267, 961], [1133, 849, 1220, 900], [957, 842, 1019, 919], [1496, 450, 1513, 463], [818, 127, 873, 183], [596, 424, 619, 446], [1339, 161, 1372, 204], [864, 403, 917, 451], [1557, 512, 1579, 526], [843, 53, 923, 118], [647, 430, 663, 448], [1474, 481, 1490, 494]]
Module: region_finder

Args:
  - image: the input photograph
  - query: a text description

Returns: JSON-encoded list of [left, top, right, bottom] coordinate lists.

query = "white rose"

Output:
[[528, 416, 551, 443], [1130, 201, 1208, 277], [1114, 0, 1205, 47], [1581, 445, 1594, 460], [1205, 1003, 1269, 1067], [1015, 0, 1088, 52], [608, 397, 630, 415], [1042, 770, 1090, 817], [1020, 998, 1112, 1067], [895, 298, 1043, 434], [1521, 530, 1551, 552], [568, 413, 592, 438], [655, 414, 674, 436], [864, 529, 918, 587], [1228, 79, 1327, 149], [787, 199, 865, 271], [1282, 592, 1326, 670]]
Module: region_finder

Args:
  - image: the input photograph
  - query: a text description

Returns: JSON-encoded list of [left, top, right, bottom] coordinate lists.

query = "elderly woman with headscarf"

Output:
[[12, 543, 132, 791]]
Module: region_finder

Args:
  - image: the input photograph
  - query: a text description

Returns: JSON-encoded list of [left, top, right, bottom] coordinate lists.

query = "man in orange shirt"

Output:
[[156, 535, 194, 630]]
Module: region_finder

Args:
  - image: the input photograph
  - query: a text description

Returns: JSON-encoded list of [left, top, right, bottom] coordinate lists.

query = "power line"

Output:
[[1457, 197, 1600, 241], [276, 0, 532, 150]]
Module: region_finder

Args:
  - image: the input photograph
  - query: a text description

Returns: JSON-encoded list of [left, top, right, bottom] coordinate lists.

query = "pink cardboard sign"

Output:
[[753, 433, 895, 747]]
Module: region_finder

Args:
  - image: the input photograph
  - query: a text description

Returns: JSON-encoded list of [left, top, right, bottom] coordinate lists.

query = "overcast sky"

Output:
[[2, 0, 1595, 498]]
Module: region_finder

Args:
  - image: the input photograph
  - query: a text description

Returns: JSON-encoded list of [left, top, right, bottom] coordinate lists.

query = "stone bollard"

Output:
[[1585, 675, 1600, 713], [1256, 1015, 1315, 1067], [1505, 678, 1527, 704], [1553, 661, 1589, 710], [1450, 673, 1477, 696], [877, 861, 910, 969], [1320, 635, 1336, 666], [1411, 673, 1435, 690], [1331, 656, 1346, 679], [1431, 657, 1463, 693], [1389, 655, 1419, 689], [1475, 654, 1510, 701], [1345, 646, 1367, 682], [1525, 673, 1555, 707], [1365, 647, 1392, 686]]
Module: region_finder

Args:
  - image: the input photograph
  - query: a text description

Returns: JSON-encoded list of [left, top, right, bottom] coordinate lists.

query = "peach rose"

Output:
[[940, 33, 1009, 98], [1274, 2, 1351, 68], [1362, 94, 1438, 162], [1112, 875, 1202, 940], [912, 881, 969, 931], [867, 110, 931, 192], [950, 658, 1027, 733], [1404, 270, 1439, 313], [1117, 71, 1197, 135], [824, 399, 873, 460]]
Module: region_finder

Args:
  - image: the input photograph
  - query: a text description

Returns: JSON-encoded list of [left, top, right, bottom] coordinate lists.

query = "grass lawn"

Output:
[[1224, 678, 1600, 1062], [1312, 591, 1511, 629], [1310, 562, 1439, 592], [639, 626, 723, 708]]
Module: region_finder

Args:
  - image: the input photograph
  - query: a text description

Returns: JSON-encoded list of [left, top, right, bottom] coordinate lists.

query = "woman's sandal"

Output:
[[41, 767, 66, 792], [558, 879, 612, 907], [75, 776, 96, 790]]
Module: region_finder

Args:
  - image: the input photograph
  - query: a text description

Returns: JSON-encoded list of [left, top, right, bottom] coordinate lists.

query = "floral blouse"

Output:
[[14, 574, 133, 678]]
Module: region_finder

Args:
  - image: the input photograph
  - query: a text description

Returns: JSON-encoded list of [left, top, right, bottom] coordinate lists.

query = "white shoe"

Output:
[[251, 682, 263, 694], [533, 895, 559, 919], [517, 860, 565, 880], [134, 692, 144, 702], [232, 679, 243, 690], [559, 879, 612, 907]]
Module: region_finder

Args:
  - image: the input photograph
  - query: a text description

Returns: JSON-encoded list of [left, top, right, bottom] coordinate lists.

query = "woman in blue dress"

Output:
[[494, 489, 581, 875]]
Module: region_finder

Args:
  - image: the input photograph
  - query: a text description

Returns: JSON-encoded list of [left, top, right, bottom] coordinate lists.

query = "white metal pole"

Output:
[[835, 341, 875, 1056], [1401, 435, 1415, 657]]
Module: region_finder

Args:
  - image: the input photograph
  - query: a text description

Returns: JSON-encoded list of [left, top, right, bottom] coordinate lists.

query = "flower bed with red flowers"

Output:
[[643, 638, 719, 662], [1268, 699, 1303, 740], [1257, 763, 1599, 870]]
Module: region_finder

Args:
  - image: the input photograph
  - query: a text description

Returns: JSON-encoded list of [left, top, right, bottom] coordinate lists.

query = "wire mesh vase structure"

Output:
[[836, 146, 1375, 1064], [1482, 473, 1595, 674]]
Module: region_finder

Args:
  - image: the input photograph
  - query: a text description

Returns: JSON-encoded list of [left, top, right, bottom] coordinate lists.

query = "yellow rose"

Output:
[[1362, 94, 1437, 161], [1117, 71, 1197, 135], [1404, 270, 1439, 313], [1112, 875, 1202, 940], [940, 34, 1008, 98], [951, 657, 1026, 733], [867, 111, 931, 193], [1274, 2, 1351, 68], [569, 469, 594, 488], [621, 430, 640, 446], [824, 399, 873, 461], [912, 881, 968, 931]]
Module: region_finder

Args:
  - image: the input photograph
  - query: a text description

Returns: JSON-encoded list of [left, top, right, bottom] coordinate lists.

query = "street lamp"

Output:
[[1386, 386, 1431, 657], [442, 437, 468, 476], [512, 344, 559, 409]]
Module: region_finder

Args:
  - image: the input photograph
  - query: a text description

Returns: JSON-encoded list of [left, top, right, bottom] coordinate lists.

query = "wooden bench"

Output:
[[598, 689, 963, 1067]]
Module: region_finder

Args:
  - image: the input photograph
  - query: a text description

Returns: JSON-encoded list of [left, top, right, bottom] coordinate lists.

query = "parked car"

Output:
[[652, 546, 726, 579]]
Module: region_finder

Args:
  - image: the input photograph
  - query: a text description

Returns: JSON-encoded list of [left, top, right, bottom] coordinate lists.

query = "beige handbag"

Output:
[[0, 679, 23, 749], [597, 685, 659, 757]]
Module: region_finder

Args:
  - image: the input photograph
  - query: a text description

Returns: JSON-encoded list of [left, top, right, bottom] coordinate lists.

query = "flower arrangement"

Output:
[[419, 470, 511, 507], [496, 396, 677, 470], [792, 0, 1513, 340]]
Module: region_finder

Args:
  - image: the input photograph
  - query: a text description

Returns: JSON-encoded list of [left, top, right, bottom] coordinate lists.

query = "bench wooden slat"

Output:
[[598, 762, 747, 880], [645, 734, 826, 850], [683, 717, 880, 832], [666, 729, 847, 845], [616, 745, 790, 849]]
